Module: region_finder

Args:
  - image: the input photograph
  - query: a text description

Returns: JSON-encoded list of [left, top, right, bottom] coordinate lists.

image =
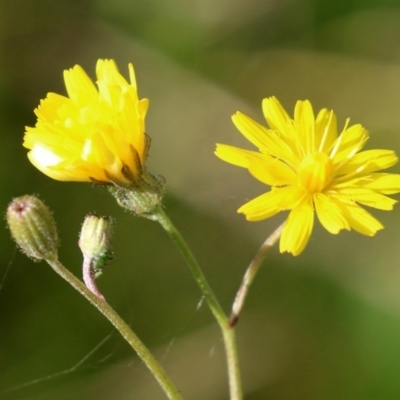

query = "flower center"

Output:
[[298, 152, 333, 193]]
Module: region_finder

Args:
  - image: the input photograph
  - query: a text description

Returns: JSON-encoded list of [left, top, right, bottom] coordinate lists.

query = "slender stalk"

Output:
[[45, 257, 183, 400], [229, 223, 284, 326], [82, 256, 105, 300], [153, 206, 243, 400]]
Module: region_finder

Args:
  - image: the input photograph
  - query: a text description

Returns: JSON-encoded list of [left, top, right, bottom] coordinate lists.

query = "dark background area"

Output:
[[2, 0, 400, 399]]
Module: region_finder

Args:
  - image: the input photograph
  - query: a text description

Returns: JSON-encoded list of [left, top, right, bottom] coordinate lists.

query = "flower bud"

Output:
[[78, 214, 113, 277], [6, 195, 59, 261]]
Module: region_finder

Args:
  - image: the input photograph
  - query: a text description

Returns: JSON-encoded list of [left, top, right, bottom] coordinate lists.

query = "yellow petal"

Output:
[[336, 149, 398, 176], [331, 172, 400, 196], [314, 193, 350, 233], [237, 191, 282, 221], [232, 111, 299, 168], [33, 93, 71, 123], [262, 96, 291, 137], [27, 145, 88, 182], [331, 123, 369, 164], [247, 154, 297, 186], [238, 186, 305, 221], [63, 65, 98, 105], [330, 188, 397, 210], [280, 196, 314, 256], [333, 200, 384, 236], [361, 173, 400, 194], [96, 59, 131, 106], [315, 109, 337, 153], [294, 100, 315, 154], [128, 63, 138, 89], [215, 144, 261, 168], [138, 98, 149, 119]]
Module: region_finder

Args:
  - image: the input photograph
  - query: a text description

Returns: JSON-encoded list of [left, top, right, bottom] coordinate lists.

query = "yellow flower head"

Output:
[[216, 97, 400, 256], [23, 59, 150, 184]]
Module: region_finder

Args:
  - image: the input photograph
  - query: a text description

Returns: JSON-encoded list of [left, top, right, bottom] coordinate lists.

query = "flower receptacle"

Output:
[[108, 171, 166, 219]]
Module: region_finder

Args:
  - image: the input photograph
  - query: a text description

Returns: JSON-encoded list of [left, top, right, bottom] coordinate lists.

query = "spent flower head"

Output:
[[215, 97, 400, 256]]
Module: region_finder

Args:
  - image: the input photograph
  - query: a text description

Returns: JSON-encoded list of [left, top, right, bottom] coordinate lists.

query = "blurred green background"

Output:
[[2, 0, 400, 399]]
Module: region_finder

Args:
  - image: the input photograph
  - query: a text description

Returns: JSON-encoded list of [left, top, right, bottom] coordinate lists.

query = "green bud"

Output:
[[6, 195, 59, 261], [78, 214, 113, 277]]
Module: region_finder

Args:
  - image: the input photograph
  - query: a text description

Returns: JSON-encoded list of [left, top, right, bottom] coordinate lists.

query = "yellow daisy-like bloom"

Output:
[[23, 59, 150, 184], [215, 97, 400, 256]]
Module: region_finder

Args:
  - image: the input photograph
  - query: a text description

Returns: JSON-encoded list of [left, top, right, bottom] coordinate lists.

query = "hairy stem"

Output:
[[153, 207, 243, 400], [230, 223, 284, 326], [45, 257, 183, 400]]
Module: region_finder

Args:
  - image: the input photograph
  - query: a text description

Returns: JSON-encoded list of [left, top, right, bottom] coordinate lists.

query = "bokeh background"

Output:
[[2, 0, 400, 399]]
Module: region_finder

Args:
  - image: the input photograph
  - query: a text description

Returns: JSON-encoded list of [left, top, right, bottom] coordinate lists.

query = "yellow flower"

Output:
[[23, 59, 150, 184], [215, 97, 400, 256]]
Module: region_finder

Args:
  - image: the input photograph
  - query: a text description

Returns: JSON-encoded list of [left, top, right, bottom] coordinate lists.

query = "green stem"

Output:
[[229, 223, 284, 326], [45, 257, 183, 400], [153, 206, 243, 400]]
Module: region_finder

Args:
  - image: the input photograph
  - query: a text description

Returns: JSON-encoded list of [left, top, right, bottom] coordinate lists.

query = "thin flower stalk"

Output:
[[153, 206, 243, 400], [82, 256, 105, 300], [45, 256, 183, 400], [230, 223, 284, 327]]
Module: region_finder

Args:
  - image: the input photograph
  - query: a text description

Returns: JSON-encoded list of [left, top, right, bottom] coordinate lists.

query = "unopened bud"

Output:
[[79, 214, 113, 277], [6, 195, 59, 261]]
